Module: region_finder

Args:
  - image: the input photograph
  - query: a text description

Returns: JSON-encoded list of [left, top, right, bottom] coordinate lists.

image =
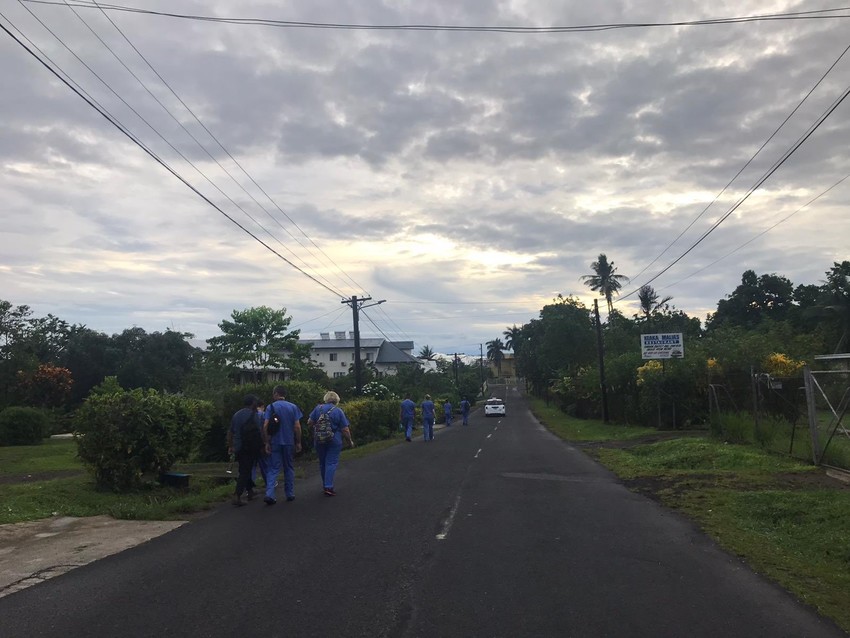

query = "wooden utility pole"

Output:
[[341, 296, 384, 394], [594, 299, 610, 423]]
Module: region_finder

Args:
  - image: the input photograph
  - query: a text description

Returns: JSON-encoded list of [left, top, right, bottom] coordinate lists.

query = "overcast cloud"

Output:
[[1, 0, 849, 354]]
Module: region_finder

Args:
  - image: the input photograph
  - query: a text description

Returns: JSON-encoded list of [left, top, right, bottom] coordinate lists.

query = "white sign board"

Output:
[[641, 333, 684, 360]]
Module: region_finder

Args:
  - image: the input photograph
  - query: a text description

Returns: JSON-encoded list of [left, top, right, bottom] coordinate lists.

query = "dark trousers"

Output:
[[235, 449, 259, 496]]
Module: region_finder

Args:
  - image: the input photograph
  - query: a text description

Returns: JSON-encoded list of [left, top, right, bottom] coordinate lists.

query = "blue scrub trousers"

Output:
[[403, 417, 414, 440], [462, 411, 469, 425], [423, 417, 435, 441], [316, 439, 343, 489], [266, 443, 295, 500], [445, 411, 452, 426]]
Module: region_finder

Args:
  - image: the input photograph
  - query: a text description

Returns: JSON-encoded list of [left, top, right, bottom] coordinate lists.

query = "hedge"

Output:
[[75, 389, 216, 491], [0, 407, 49, 446]]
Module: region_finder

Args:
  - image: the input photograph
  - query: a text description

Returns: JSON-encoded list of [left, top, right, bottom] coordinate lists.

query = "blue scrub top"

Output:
[[421, 400, 435, 419], [400, 399, 416, 419], [265, 400, 303, 446]]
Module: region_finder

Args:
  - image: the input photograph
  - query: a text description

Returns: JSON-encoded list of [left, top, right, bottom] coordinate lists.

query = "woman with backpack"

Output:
[[307, 391, 354, 497]]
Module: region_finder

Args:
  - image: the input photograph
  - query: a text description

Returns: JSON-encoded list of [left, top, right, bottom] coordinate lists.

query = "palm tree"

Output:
[[486, 338, 505, 376], [637, 284, 672, 320], [503, 325, 522, 352], [417, 345, 436, 361], [581, 253, 630, 312]]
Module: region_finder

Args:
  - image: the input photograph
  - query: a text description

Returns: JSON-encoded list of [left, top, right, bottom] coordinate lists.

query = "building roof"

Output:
[[376, 341, 420, 365], [300, 338, 414, 351]]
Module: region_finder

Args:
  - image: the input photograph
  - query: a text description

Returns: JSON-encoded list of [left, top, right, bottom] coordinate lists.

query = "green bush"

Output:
[[339, 399, 399, 443], [200, 381, 325, 461], [0, 407, 49, 446], [74, 389, 216, 491]]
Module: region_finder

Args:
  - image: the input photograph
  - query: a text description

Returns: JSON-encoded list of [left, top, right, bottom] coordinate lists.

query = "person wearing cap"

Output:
[[421, 394, 436, 441], [307, 391, 354, 497]]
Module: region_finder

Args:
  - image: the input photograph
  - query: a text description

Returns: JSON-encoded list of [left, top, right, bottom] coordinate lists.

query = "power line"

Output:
[[19, 1, 850, 33], [26, 0, 348, 299], [0, 12, 346, 299], [629, 41, 850, 283], [658, 171, 850, 292], [83, 0, 371, 300], [618, 79, 850, 301]]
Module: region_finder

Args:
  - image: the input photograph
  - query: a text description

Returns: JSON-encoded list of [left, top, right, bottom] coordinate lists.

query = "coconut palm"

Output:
[[503, 325, 522, 352], [637, 284, 673, 320], [417, 344, 436, 361], [486, 338, 505, 375], [581, 253, 630, 312]]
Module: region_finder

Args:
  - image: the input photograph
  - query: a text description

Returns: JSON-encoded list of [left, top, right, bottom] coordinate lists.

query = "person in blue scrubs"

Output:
[[308, 391, 354, 496], [460, 397, 471, 426], [443, 399, 453, 426], [263, 385, 303, 505], [399, 394, 416, 441], [252, 401, 270, 486], [421, 394, 436, 441]]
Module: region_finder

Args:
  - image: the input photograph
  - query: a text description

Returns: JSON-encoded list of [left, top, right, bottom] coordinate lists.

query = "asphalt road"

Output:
[[1, 385, 845, 638]]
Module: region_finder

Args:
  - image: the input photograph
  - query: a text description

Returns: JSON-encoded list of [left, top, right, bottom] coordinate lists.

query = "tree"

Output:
[[418, 345, 436, 361], [581, 253, 630, 312], [820, 261, 850, 352], [709, 270, 795, 329], [207, 306, 304, 376], [486, 338, 505, 376], [637, 285, 672, 321], [503, 325, 522, 352]]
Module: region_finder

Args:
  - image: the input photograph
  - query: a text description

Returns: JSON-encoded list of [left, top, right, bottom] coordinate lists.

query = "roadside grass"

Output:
[[0, 475, 233, 525], [529, 397, 656, 441], [0, 438, 82, 475], [531, 401, 850, 633], [0, 435, 404, 525]]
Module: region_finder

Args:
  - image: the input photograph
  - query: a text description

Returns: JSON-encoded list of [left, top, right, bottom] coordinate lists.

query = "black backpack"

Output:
[[241, 411, 263, 454], [267, 404, 282, 437]]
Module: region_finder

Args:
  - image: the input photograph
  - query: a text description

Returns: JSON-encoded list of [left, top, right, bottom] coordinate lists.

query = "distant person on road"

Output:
[[308, 391, 355, 497], [443, 399, 453, 426], [263, 385, 303, 505], [227, 394, 264, 506], [421, 394, 436, 441], [400, 395, 416, 442], [460, 397, 471, 426]]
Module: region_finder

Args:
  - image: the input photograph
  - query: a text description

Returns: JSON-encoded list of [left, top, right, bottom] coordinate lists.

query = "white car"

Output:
[[484, 398, 506, 417]]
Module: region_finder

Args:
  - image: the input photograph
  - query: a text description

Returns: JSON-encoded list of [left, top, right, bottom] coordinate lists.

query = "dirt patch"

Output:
[[622, 470, 849, 507], [0, 470, 85, 485], [577, 430, 707, 449]]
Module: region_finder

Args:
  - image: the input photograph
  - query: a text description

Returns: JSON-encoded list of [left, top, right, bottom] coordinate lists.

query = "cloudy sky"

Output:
[[2, 1, 849, 355]]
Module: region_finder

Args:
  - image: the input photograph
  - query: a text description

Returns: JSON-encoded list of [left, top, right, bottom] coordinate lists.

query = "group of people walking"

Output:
[[399, 394, 472, 442], [227, 385, 355, 507]]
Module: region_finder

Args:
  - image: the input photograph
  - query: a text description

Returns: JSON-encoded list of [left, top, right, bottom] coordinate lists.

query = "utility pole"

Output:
[[593, 299, 610, 423], [341, 296, 385, 394], [479, 343, 485, 396], [453, 353, 460, 388]]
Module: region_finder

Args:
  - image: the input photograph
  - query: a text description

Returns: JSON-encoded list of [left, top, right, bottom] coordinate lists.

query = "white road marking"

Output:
[[486, 433, 492, 439], [436, 492, 462, 540], [474, 448, 482, 458]]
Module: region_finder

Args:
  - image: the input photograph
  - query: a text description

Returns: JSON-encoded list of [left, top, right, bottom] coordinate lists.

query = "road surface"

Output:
[[0, 385, 844, 637]]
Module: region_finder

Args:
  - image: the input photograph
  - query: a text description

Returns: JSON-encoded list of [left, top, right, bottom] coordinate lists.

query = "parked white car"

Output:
[[484, 398, 506, 417]]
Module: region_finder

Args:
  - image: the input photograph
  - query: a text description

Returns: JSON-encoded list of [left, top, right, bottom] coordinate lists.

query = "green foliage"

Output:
[[0, 407, 49, 446], [200, 381, 325, 461], [90, 375, 124, 397], [0, 438, 80, 475], [74, 389, 216, 491], [361, 381, 393, 400], [337, 399, 399, 443], [207, 306, 305, 371], [581, 253, 629, 312]]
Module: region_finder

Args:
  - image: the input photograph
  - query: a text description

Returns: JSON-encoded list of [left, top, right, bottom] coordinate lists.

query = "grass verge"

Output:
[[0, 436, 403, 525], [530, 397, 656, 441], [530, 400, 850, 634]]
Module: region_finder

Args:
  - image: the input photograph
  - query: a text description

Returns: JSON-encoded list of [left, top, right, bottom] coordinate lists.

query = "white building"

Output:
[[300, 332, 419, 378]]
